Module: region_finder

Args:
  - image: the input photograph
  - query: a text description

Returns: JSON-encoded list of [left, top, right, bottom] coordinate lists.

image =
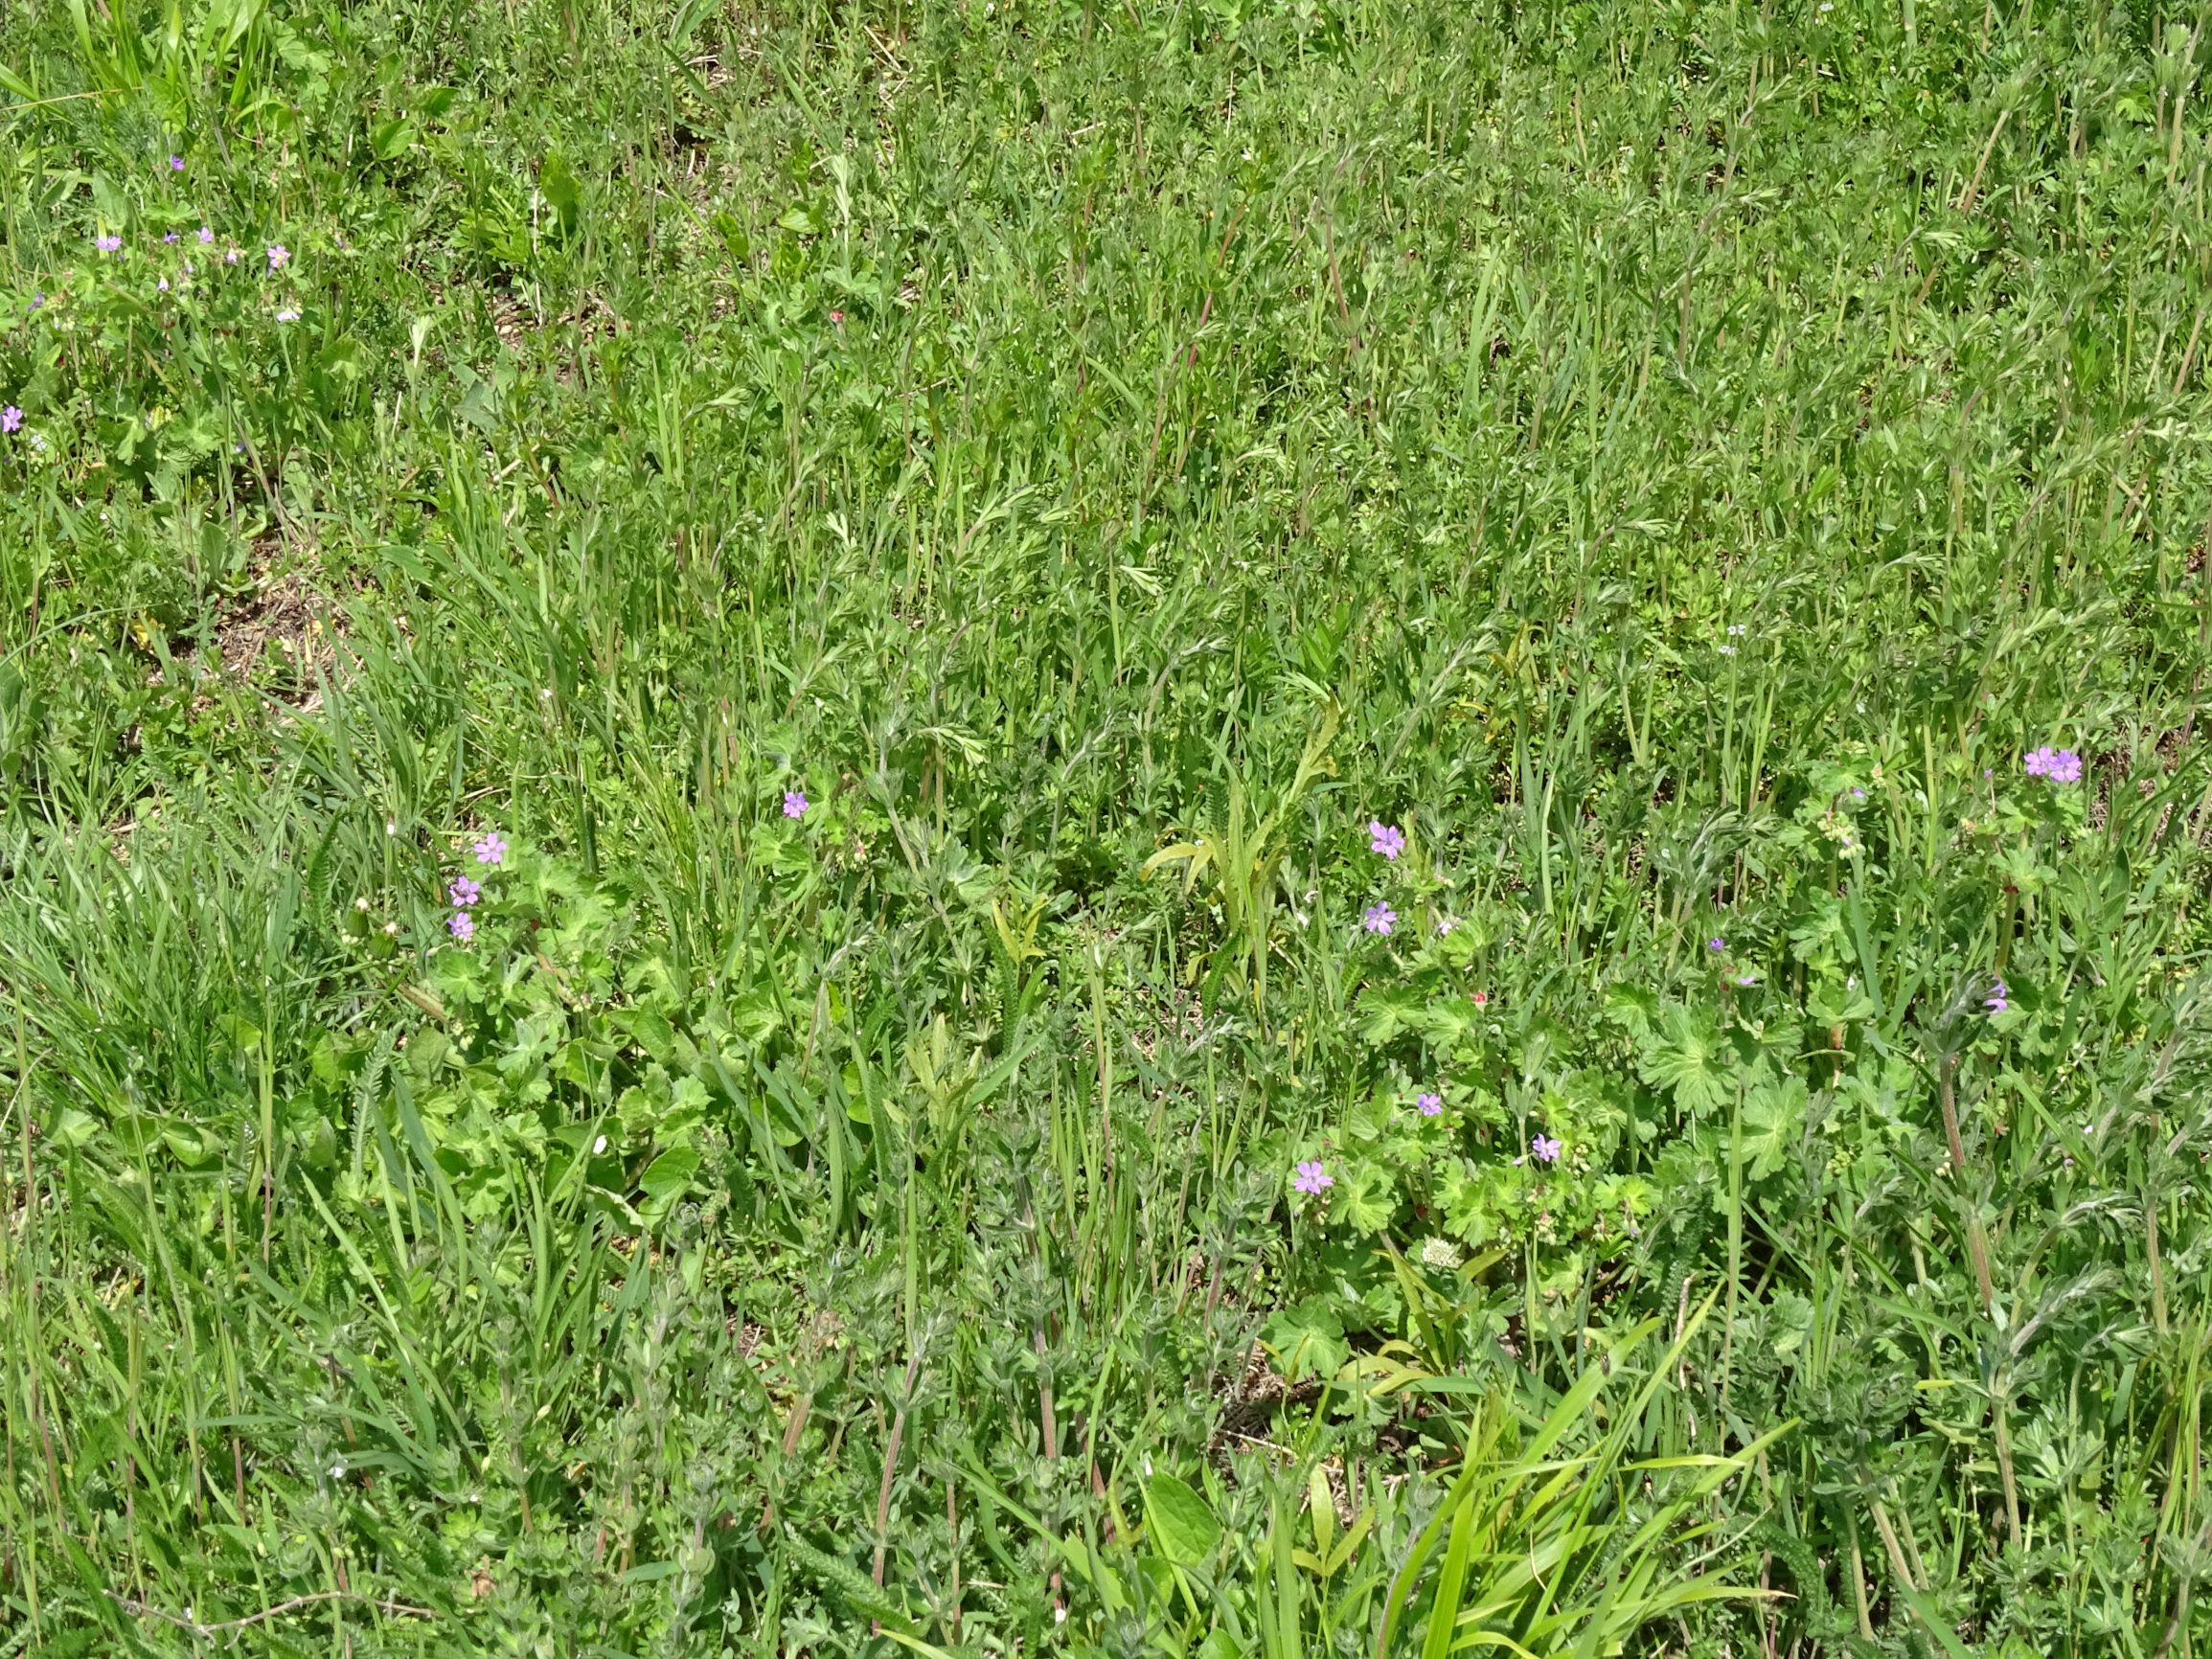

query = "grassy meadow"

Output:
[[5, 0, 2212, 1652]]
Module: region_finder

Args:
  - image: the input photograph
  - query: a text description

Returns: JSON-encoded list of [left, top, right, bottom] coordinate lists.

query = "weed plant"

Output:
[[5, 0, 2212, 1654]]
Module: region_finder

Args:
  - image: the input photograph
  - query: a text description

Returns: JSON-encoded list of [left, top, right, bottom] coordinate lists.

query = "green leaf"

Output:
[[1264, 1298, 1349, 1383], [1635, 1003, 1735, 1116], [1335, 1161, 1398, 1236], [638, 1147, 699, 1205], [370, 116, 418, 160], [49, 1106, 99, 1148], [1143, 1473, 1220, 1568], [540, 148, 582, 238], [1736, 1074, 1807, 1182], [1356, 983, 1424, 1045]]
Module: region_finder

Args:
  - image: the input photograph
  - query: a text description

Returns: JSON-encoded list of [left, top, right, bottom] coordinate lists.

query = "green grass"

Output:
[[5, 0, 2212, 1652]]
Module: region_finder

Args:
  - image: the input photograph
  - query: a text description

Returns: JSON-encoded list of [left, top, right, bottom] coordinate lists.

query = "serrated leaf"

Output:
[[1635, 1003, 1735, 1116]]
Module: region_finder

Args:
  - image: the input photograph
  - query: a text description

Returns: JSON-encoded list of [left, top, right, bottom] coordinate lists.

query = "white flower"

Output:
[[593, 1136, 608, 1154]]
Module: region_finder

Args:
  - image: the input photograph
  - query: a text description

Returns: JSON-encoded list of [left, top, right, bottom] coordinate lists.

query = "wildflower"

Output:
[[225, 247, 240, 264], [163, 231, 180, 244], [275, 307, 299, 321], [266, 243, 289, 270], [198, 225, 214, 244], [1735, 972, 1757, 987], [783, 789, 808, 818], [1531, 1133, 1562, 1165], [448, 875, 482, 907], [27, 292, 42, 309], [1471, 989, 1490, 1008], [2023, 745, 2083, 784], [1707, 936, 1726, 952], [96, 233, 123, 254], [1850, 786, 1865, 799], [829, 308, 845, 324], [1419, 1237, 1462, 1270], [593, 1135, 609, 1154], [1719, 645, 1737, 656], [1362, 901, 1397, 936], [1369, 820, 1405, 859], [157, 279, 170, 292], [1985, 978, 2009, 1014], [1, 407, 19, 435], [1291, 1159, 1334, 1195], [1415, 1091, 1443, 1118], [1435, 916, 1454, 936], [168, 154, 185, 171], [1726, 624, 1746, 636], [471, 830, 509, 865], [447, 911, 475, 941]]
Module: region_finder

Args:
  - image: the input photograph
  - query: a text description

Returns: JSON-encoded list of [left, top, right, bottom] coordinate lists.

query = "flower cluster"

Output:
[[2023, 746, 2083, 784], [1985, 978, 2009, 1014], [445, 832, 508, 943]]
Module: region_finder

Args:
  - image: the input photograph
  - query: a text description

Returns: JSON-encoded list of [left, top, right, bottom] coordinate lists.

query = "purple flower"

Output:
[[156, 279, 170, 292], [471, 831, 509, 866], [1985, 978, 2009, 1014], [96, 234, 122, 254], [197, 225, 214, 244], [275, 307, 299, 322], [168, 154, 185, 171], [1707, 936, 1726, 952], [1531, 1133, 1562, 1165], [448, 875, 482, 907], [1415, 1091, 1443, 1118], [163, 231, 179, 244], [2022, 746, 2079, 782], [1435, 917, 1454, 937], [266, 243, 289, 270], [27, 292, 42, 309], [1, 407, 19, 435], [225, 247, 240, 264], [1850, 786, 1866, 800], [1369, 820, 1404, 859], [1291, 1159, 1334, 1195], [1362, 901, 1397, 936], [2024, 746, 2083, 784], [447, 911, 475, 942], [783, 789, 808, 818]]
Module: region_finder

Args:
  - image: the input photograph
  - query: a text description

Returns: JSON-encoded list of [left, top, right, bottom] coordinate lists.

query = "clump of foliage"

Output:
[[5, 0, 2212, 1654]]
